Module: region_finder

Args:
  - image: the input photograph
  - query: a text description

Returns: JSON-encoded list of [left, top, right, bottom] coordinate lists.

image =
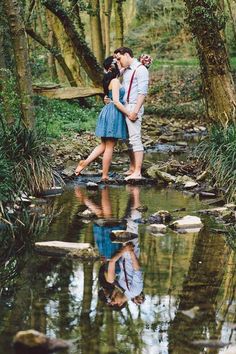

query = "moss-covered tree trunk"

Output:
[[3, 0, 35, 129], [104, 0, 112, 56], [42, 0, 103, 87], [89, 0, 104, 64], [47, 27, 58, 82], [184, 0, 236, 126], [69, 0, 85, 38], [0, 21, 15, 125], [46, 10, 83, 86], [114, 0, 124, 48]]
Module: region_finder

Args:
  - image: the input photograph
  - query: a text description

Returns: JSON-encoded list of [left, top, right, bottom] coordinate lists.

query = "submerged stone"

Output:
[[148, 224, 167, 234], [148, 210, 172, 224], [86, 181, 99, 189], [35, 241, 98, 259], [13, 329, 69, 353], [192, 339, 229, 348], [170, 215, 203, 232], [110, 230, 138, 242]]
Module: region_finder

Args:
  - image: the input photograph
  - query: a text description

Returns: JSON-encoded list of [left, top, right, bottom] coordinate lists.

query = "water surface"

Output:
[[0, 184, 236, 354]]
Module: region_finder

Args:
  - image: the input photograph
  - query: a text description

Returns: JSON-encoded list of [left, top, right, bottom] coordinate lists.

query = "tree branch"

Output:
[[41, 0, 103, 87], [26, 26, 77, 86]]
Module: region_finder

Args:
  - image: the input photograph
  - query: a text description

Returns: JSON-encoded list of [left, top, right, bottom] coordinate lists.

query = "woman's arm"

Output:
[[111, 79, 130, 116]]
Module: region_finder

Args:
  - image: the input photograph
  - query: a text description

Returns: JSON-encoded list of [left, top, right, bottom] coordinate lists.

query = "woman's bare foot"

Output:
[[75, 160, 86, 175]]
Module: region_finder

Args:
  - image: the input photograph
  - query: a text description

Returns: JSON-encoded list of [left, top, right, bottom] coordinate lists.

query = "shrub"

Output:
[[0, 124, 54, 196], [197, 123, 236, 201], [35, 96, 101, 138]]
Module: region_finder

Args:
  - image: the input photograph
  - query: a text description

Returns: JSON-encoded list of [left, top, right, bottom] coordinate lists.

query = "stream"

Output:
[[0, 173, 236, 353]]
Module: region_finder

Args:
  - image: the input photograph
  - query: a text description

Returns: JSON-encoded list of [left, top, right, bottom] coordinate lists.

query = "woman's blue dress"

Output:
[[95, 87, 128, 139]]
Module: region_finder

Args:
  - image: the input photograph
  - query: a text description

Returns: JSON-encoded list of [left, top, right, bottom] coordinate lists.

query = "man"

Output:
[[114, 47, 149, 180]]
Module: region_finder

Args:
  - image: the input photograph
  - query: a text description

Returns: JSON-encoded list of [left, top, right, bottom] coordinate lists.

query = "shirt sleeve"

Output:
[[124, 270, 143, 299], [136, 66, 149, 96]]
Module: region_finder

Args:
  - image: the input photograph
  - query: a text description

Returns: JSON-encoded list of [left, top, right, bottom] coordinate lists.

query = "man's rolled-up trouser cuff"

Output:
[[125, 103, 144, 152]]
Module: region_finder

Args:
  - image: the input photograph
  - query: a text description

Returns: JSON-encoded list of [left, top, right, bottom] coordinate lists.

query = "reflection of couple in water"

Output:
[[74, 185, 145, 310]]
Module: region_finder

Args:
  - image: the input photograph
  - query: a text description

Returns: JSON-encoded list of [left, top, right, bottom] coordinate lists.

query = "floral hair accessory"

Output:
[[104, 57, 118, 73], [110, 57, 118, 69], [139, 54, 153, 68]]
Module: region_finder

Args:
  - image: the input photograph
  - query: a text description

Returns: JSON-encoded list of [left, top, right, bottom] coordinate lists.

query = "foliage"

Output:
[[197, 123, 236, 201], [147, 66, 204, 118], [35, 96, 101, 138], [0, 69, 21, 121], [226, 225, 236, 251], [187, 1, 227, 34], [0, 122, 53, 196], [130, 0, 195, 59], [0, 203, 57, 288], [0, 153, 14, 202]]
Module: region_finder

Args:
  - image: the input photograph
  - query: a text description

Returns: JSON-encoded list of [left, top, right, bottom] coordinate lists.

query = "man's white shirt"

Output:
[[122, 58, 149, 104]]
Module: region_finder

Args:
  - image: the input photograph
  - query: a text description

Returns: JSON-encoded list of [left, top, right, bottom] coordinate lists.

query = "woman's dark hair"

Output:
[[102, 56, 120, 96]]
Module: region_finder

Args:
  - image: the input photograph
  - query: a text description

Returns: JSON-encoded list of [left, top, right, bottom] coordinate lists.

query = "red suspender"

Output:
[[126, 64, 142, 104]]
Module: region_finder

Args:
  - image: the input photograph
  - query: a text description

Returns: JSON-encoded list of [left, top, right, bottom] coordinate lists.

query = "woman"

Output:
[[75, 56, 130, 181]]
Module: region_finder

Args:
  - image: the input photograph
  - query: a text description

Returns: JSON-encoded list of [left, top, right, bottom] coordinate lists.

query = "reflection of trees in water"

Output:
[[0, 203, 63, 351], [0, 204, 56, 290], [168, 228, 234, 354]]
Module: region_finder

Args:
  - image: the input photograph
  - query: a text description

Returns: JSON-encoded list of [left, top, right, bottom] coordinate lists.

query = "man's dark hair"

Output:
[[114, 47, 134, 58]]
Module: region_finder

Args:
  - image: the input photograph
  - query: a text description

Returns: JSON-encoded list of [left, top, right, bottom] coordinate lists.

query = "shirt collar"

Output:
[[126, 58, 139, 70]]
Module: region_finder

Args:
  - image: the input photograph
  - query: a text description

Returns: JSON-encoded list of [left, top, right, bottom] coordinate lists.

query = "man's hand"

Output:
[[104, 95, 111, 105], [121, 242, 134, 253], [128, 112, 138, 121]]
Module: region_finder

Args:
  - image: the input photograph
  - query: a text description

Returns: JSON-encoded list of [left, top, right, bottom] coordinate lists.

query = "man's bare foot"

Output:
[[125, 173, 143, 181], [75, 160, 86, 175], [123, 169, 134, 176]]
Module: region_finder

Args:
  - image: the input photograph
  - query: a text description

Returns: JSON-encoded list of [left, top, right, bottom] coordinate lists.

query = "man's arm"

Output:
[[128, 65, 149, 121], [128, 94, 146, 121], [129, 249, 141, 271], [106, 244, 134, 283]]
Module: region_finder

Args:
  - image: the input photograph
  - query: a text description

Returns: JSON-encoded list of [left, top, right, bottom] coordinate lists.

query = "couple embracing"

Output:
[[75, 47, 150, 181]]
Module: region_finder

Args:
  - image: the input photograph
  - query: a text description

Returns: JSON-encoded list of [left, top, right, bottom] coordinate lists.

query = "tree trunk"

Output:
[[114, 0, 124, 48], [3, 0, 35, 129], [104, 0, 112, 56], [123, 0, 136, 33], [46, 10, 82, 85], [226, 0, 236, 45], [0, 24, 14, 125], [168, 229, 230, 353], [184, 0, 236, 126], [89, 0, 104, 63], [36, 0, 44, 38], [26, 26, 77, 86], [70, 0, 85, 37], [47, 28, 58, 82], [41, 0, 103, 87]]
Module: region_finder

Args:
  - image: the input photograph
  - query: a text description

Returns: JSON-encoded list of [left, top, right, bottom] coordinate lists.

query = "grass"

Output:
[[151, 57, 236, 70], [0, 123, 54, 197]]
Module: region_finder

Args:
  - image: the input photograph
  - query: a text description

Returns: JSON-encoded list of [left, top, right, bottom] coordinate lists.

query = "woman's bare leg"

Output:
[[101, 139, 116, 180], [75, 140, 105, 175]]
